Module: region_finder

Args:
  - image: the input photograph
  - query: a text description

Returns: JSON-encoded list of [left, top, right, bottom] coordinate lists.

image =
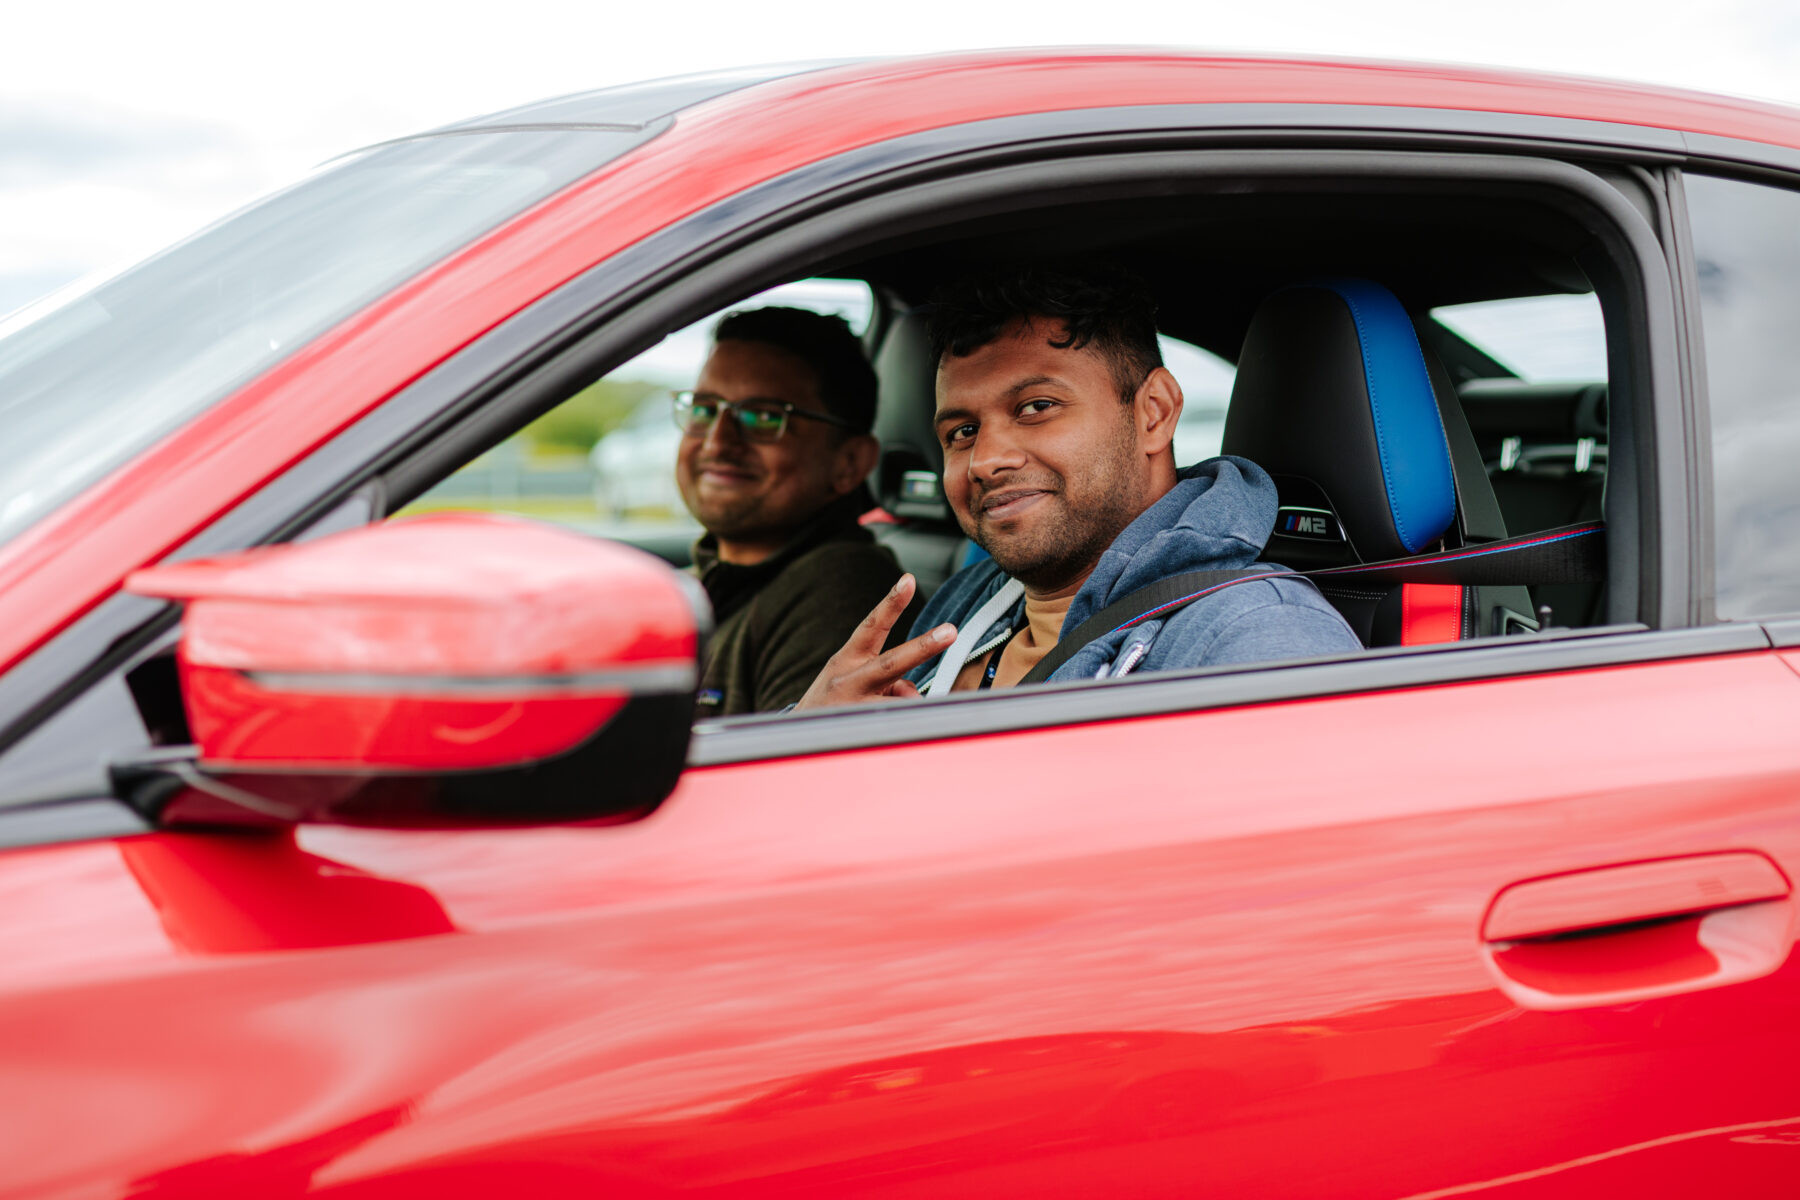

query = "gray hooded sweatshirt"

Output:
[[906, 456, 1361, 690]]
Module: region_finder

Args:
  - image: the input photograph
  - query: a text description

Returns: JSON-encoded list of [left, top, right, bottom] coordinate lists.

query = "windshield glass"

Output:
[[0, 127, 649, 550]]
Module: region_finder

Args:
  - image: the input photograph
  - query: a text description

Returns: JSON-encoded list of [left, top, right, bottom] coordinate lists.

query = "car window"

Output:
[[0, 129, 647, 556], [1682, 172, 1800, 620], [404, 297, 1235, 546], [1163, 337, 1233, 466], [1431, 293, 1610, 495], [401, 279, 875, 548], [330, 158, 1651, 741], [1423, 292, 1612, 632], [1430, 294, 1607, 382]]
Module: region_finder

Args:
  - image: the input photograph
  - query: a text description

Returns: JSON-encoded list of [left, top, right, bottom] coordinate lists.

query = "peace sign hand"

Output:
[[794, 574, 956, 710]]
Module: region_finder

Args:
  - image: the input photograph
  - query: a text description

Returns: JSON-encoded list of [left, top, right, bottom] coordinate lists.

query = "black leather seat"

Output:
[[1462, 379, 1607, 626], [1223, 278, 1538, 645], [866, 308, 972, 598]]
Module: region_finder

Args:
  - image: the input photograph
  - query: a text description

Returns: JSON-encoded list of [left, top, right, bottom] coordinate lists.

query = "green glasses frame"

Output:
[[672, 390, 859, 444]]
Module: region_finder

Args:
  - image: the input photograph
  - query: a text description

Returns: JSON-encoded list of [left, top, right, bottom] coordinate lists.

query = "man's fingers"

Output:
[[794, 618, 950, 712], [794, 580, 948, 711], [865, 622, 956, 685], [845, 573, 918, 656]]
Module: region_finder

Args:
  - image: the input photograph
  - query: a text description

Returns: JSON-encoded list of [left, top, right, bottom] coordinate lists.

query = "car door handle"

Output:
[[1480, 852, 1792, 1011]]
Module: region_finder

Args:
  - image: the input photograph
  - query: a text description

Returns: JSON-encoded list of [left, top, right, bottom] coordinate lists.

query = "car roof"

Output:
[[386, 50, 1800, 153], [621, 50, 1800, 357], [682, 49, 1800, 153]]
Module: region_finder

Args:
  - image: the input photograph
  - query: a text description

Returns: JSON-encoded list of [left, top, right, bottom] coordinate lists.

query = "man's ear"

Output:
[[831, 433, 881, 496], [1135, 366, 1184, 455]]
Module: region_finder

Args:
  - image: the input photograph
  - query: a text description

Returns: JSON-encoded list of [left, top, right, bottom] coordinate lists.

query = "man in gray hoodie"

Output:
[[795, 262, 1359, 709]]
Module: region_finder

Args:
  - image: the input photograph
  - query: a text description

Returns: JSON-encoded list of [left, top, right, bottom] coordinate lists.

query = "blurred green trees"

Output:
[[519, 377, 661, 455]]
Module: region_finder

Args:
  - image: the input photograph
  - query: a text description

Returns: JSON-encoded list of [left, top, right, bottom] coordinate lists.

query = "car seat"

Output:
[[1222, 278, 1539, 646], [866, 307, 976, 598], [1461, 379, 1608, 626]]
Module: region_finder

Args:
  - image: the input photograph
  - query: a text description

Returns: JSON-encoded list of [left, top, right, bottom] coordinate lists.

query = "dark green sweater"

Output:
[[692, 494, 913, 717]]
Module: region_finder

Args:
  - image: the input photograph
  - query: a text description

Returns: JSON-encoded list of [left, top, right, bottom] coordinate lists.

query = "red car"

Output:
[[5, 50, 1800, 1197]]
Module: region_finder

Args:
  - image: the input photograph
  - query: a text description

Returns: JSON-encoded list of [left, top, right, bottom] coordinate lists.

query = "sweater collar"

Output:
[[691, 487, 873, 619]]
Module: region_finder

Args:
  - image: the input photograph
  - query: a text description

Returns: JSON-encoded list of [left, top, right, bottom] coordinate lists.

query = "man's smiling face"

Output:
[[935, 316, 1161, 593], [676, 338, 851, 564]]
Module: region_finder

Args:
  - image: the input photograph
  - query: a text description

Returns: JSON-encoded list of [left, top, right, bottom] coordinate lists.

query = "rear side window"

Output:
[[1432, 294, 1607, 382], [1684, 173, 1800, 619]]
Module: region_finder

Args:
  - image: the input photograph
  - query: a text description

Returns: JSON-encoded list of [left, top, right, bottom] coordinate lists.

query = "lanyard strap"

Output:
[[924, 576, 1026, 698], [975, 618, 1027, 691]]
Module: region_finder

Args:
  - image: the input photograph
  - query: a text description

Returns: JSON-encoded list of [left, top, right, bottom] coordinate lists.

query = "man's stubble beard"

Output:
[[968, 417, 1145, 593], [689, 490, 764, 540]]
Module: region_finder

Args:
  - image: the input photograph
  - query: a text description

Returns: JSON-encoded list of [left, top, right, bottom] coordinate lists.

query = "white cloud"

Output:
[[4, 0, 1800, 308]]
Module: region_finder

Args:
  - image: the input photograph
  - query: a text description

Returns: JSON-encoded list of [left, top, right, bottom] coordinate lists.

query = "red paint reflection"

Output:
[[119, 832, 456, 954], [126, 1103, 413, 1199]]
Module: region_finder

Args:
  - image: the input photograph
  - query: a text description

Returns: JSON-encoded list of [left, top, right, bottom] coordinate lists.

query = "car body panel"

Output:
[[6, 650, 1800, 1195]]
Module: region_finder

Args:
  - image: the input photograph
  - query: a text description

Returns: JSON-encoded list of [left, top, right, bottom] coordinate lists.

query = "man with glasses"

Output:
[[678, 306, 913, 716]]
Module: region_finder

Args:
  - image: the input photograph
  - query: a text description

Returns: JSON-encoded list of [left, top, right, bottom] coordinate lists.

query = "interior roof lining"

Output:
[[825, 184, 1599, 361]]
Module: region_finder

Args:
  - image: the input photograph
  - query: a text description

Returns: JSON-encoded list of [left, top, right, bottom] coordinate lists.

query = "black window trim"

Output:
[[0, 104, 1702, 830], [0, 623, 1772, 852], [1663, 167, 1719, 625], [1679, 132, 1800, 186], [0, 618, 1773, 852], [1608, 162, 1711, 629], [690, 623, 1764, 767]]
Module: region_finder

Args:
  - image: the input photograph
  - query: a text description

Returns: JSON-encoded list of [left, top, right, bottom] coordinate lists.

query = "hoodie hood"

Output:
[[1060, 456, 1277, 636], [903, 453, 1357, 690]]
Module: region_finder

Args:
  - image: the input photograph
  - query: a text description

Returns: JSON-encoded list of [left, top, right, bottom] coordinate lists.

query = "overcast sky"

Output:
[[4, 0, 1799, 315]]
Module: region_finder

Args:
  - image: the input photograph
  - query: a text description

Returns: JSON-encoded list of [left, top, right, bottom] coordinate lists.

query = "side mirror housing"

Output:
[[118, 513, 706, 829]]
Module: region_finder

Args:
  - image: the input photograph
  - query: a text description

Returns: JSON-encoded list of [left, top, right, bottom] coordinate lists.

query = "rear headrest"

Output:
[[1223, 279, 1457, 564], [1459, 379, 1608, 441], [870, 308, 952, 521]]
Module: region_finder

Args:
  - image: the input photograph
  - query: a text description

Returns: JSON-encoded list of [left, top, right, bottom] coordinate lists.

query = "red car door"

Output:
[[6, 630, 1799, 1198]]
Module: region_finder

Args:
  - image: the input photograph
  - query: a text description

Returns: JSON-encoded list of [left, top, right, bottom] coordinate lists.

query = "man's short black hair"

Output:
[[712, 306, 878, 434], [926, 261, 1164, 403]]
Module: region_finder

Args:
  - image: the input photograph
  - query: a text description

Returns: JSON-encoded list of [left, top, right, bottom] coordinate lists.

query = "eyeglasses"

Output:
[[672, 390, 859, 444]]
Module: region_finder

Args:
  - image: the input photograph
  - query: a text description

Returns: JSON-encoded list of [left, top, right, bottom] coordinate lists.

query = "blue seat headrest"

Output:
[[1222, 278, 1456, 564]]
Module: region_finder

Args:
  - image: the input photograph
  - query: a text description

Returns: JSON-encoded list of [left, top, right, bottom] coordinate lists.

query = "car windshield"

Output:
[[0, 127, 649, 552]]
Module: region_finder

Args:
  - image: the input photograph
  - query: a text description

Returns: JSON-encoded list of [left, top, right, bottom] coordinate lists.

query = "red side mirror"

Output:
[[118, 513, 706, 829]]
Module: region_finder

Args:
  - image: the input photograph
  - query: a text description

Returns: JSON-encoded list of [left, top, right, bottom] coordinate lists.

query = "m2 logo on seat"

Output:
[[1275, 507, 1343, 541]]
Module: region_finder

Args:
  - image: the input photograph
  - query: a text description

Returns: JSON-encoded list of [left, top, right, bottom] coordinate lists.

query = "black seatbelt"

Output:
[[1018, 568, 1275, 685], [1302, 519, 1606, 588], [1020, 520, 1605, 685]]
